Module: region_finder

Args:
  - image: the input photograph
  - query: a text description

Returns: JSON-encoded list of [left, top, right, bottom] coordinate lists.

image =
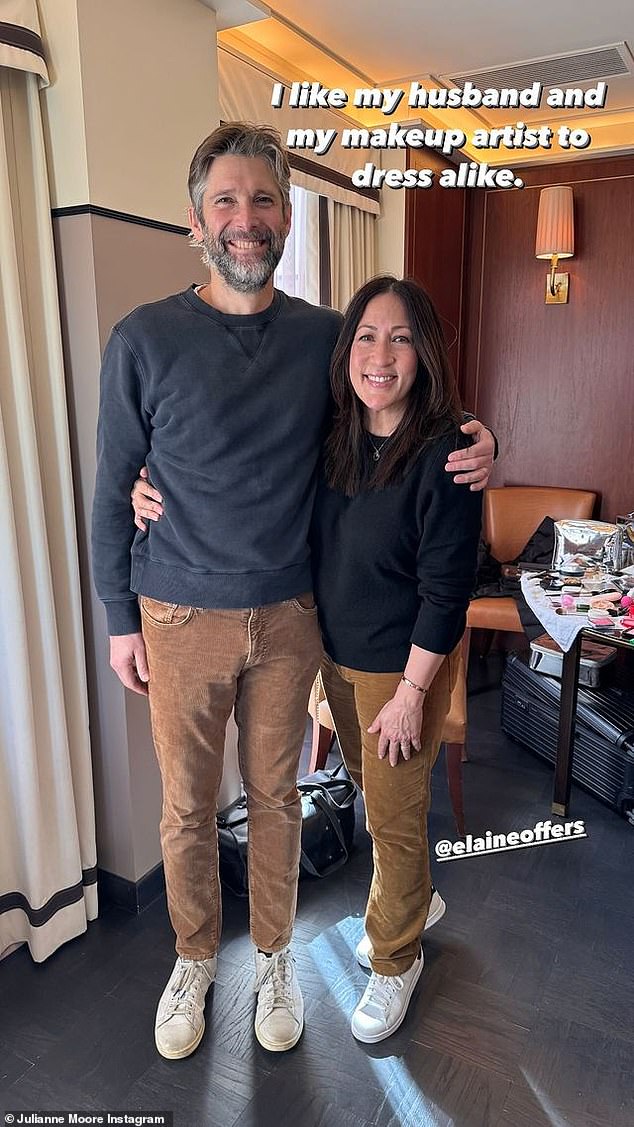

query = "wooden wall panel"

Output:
[[405, 153, 467, 375], [459, 156, 634, 521]]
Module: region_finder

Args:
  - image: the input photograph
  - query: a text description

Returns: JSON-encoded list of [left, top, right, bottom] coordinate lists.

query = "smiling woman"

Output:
[[325, 276, 461, 495], [311, 274, 482, 1042], [349, 291, 419, 435]]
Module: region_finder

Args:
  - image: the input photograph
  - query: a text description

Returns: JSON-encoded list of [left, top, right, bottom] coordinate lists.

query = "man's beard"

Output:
[[199, 225, 286, 293]]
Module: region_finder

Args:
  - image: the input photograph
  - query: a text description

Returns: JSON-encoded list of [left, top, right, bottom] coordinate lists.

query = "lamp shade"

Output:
[[535, 186, 574, 259]]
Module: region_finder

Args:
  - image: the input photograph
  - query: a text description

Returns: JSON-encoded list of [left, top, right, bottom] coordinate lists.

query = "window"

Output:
[[274, 185, 320, 304]]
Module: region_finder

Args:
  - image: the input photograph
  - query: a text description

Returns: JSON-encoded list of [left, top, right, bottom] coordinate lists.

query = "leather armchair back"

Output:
[[485, 486, 596, 564]]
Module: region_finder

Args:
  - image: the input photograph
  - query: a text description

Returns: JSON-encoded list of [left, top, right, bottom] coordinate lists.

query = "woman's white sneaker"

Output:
[[351, 948, 424, 1043], [254, 947, 303, 1052], [154, 955, 216, 1060], [355, 889, 446, 969]]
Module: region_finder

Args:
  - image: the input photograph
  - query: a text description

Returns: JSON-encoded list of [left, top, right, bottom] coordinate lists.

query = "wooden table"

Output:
[[553, 627, 634, 816]]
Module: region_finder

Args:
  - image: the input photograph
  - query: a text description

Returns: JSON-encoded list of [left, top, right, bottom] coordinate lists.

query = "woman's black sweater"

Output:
[[311, 429, 483, 672]]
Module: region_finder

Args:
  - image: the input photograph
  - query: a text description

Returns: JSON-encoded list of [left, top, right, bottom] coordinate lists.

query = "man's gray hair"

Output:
[[188, 122, 291, 222]]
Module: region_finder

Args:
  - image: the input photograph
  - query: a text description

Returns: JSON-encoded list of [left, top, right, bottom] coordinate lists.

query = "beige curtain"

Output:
[[0, 1, 49, 85], [328, 198, 378, 312], [0, 41, 96, 960]]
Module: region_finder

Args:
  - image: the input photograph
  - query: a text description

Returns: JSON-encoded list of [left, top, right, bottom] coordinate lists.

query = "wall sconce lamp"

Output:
[[535, 185, 574, 304]]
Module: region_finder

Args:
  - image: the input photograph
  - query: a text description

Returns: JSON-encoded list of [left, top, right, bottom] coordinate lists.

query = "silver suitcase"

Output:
[[529, 633, 617, 687]]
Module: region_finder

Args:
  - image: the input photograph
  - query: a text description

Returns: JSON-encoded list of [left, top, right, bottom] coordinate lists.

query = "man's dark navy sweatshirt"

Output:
[[91, 286, 342, 634]]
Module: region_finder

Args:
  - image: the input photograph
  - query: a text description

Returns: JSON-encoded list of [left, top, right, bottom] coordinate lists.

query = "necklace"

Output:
[[367, 433, 392, 461]]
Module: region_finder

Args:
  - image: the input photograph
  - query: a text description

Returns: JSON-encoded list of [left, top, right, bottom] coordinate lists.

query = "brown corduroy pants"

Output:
[[320, 649, 456, 976], [140, 594, 322, 960]]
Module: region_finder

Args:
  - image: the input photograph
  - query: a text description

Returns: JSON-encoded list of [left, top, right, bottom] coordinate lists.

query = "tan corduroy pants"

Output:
[[141, 594, 322, 959], [320, 649, 456, 976]]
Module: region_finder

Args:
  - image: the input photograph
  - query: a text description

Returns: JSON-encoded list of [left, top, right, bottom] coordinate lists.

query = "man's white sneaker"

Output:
[[254, 947, 303, 1052], [355, 888, 446, 969], [351, 948, 424, 1043], [154, 955, 216, 1059]]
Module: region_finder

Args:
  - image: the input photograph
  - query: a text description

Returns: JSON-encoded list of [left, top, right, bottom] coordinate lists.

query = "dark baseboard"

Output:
[[98, 862, 165, 914]]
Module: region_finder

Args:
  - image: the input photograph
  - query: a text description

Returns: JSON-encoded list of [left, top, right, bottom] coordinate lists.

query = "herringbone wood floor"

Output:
[[1, 655, 632, 1127]]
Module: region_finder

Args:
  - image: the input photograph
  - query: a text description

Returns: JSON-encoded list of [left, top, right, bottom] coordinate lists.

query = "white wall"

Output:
[[41, 0, 220, 225]]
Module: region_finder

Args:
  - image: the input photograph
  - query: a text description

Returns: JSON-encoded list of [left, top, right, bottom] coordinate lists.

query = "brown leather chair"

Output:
[[308, 674, 336, 773], [468, 486, 597, 637]]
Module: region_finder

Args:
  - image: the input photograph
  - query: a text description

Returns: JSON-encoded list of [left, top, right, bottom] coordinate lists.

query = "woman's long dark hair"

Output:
[[324, 275, 462, 496]]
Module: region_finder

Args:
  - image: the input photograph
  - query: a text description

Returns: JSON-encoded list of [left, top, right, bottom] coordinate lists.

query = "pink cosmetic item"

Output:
[[587, 610, 615, 627]]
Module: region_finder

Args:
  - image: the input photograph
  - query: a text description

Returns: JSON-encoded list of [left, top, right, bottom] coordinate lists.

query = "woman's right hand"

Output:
[[132, 466, 164, 531]]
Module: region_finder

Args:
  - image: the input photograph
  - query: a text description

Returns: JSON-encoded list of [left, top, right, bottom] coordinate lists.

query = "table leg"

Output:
[[552, 631, 583, 816]]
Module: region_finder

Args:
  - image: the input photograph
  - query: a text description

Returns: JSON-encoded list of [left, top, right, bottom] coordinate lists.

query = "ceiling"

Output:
[[218, 0, 634, 164]]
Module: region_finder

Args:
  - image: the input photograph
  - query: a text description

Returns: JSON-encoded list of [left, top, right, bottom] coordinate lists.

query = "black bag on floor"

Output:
[[298, 762, 357, 879], [216, 762, 357, 897], [216, 794, 250, 897]]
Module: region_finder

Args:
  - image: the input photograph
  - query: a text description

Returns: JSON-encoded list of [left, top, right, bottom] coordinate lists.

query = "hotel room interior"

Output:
[[1, 1, 633, 1124]]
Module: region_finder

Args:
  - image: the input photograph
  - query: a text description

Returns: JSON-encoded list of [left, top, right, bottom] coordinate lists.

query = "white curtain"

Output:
[[274, 185, 320, 304], [0, 29, 97, 961], [328, 198, 378, 312]]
